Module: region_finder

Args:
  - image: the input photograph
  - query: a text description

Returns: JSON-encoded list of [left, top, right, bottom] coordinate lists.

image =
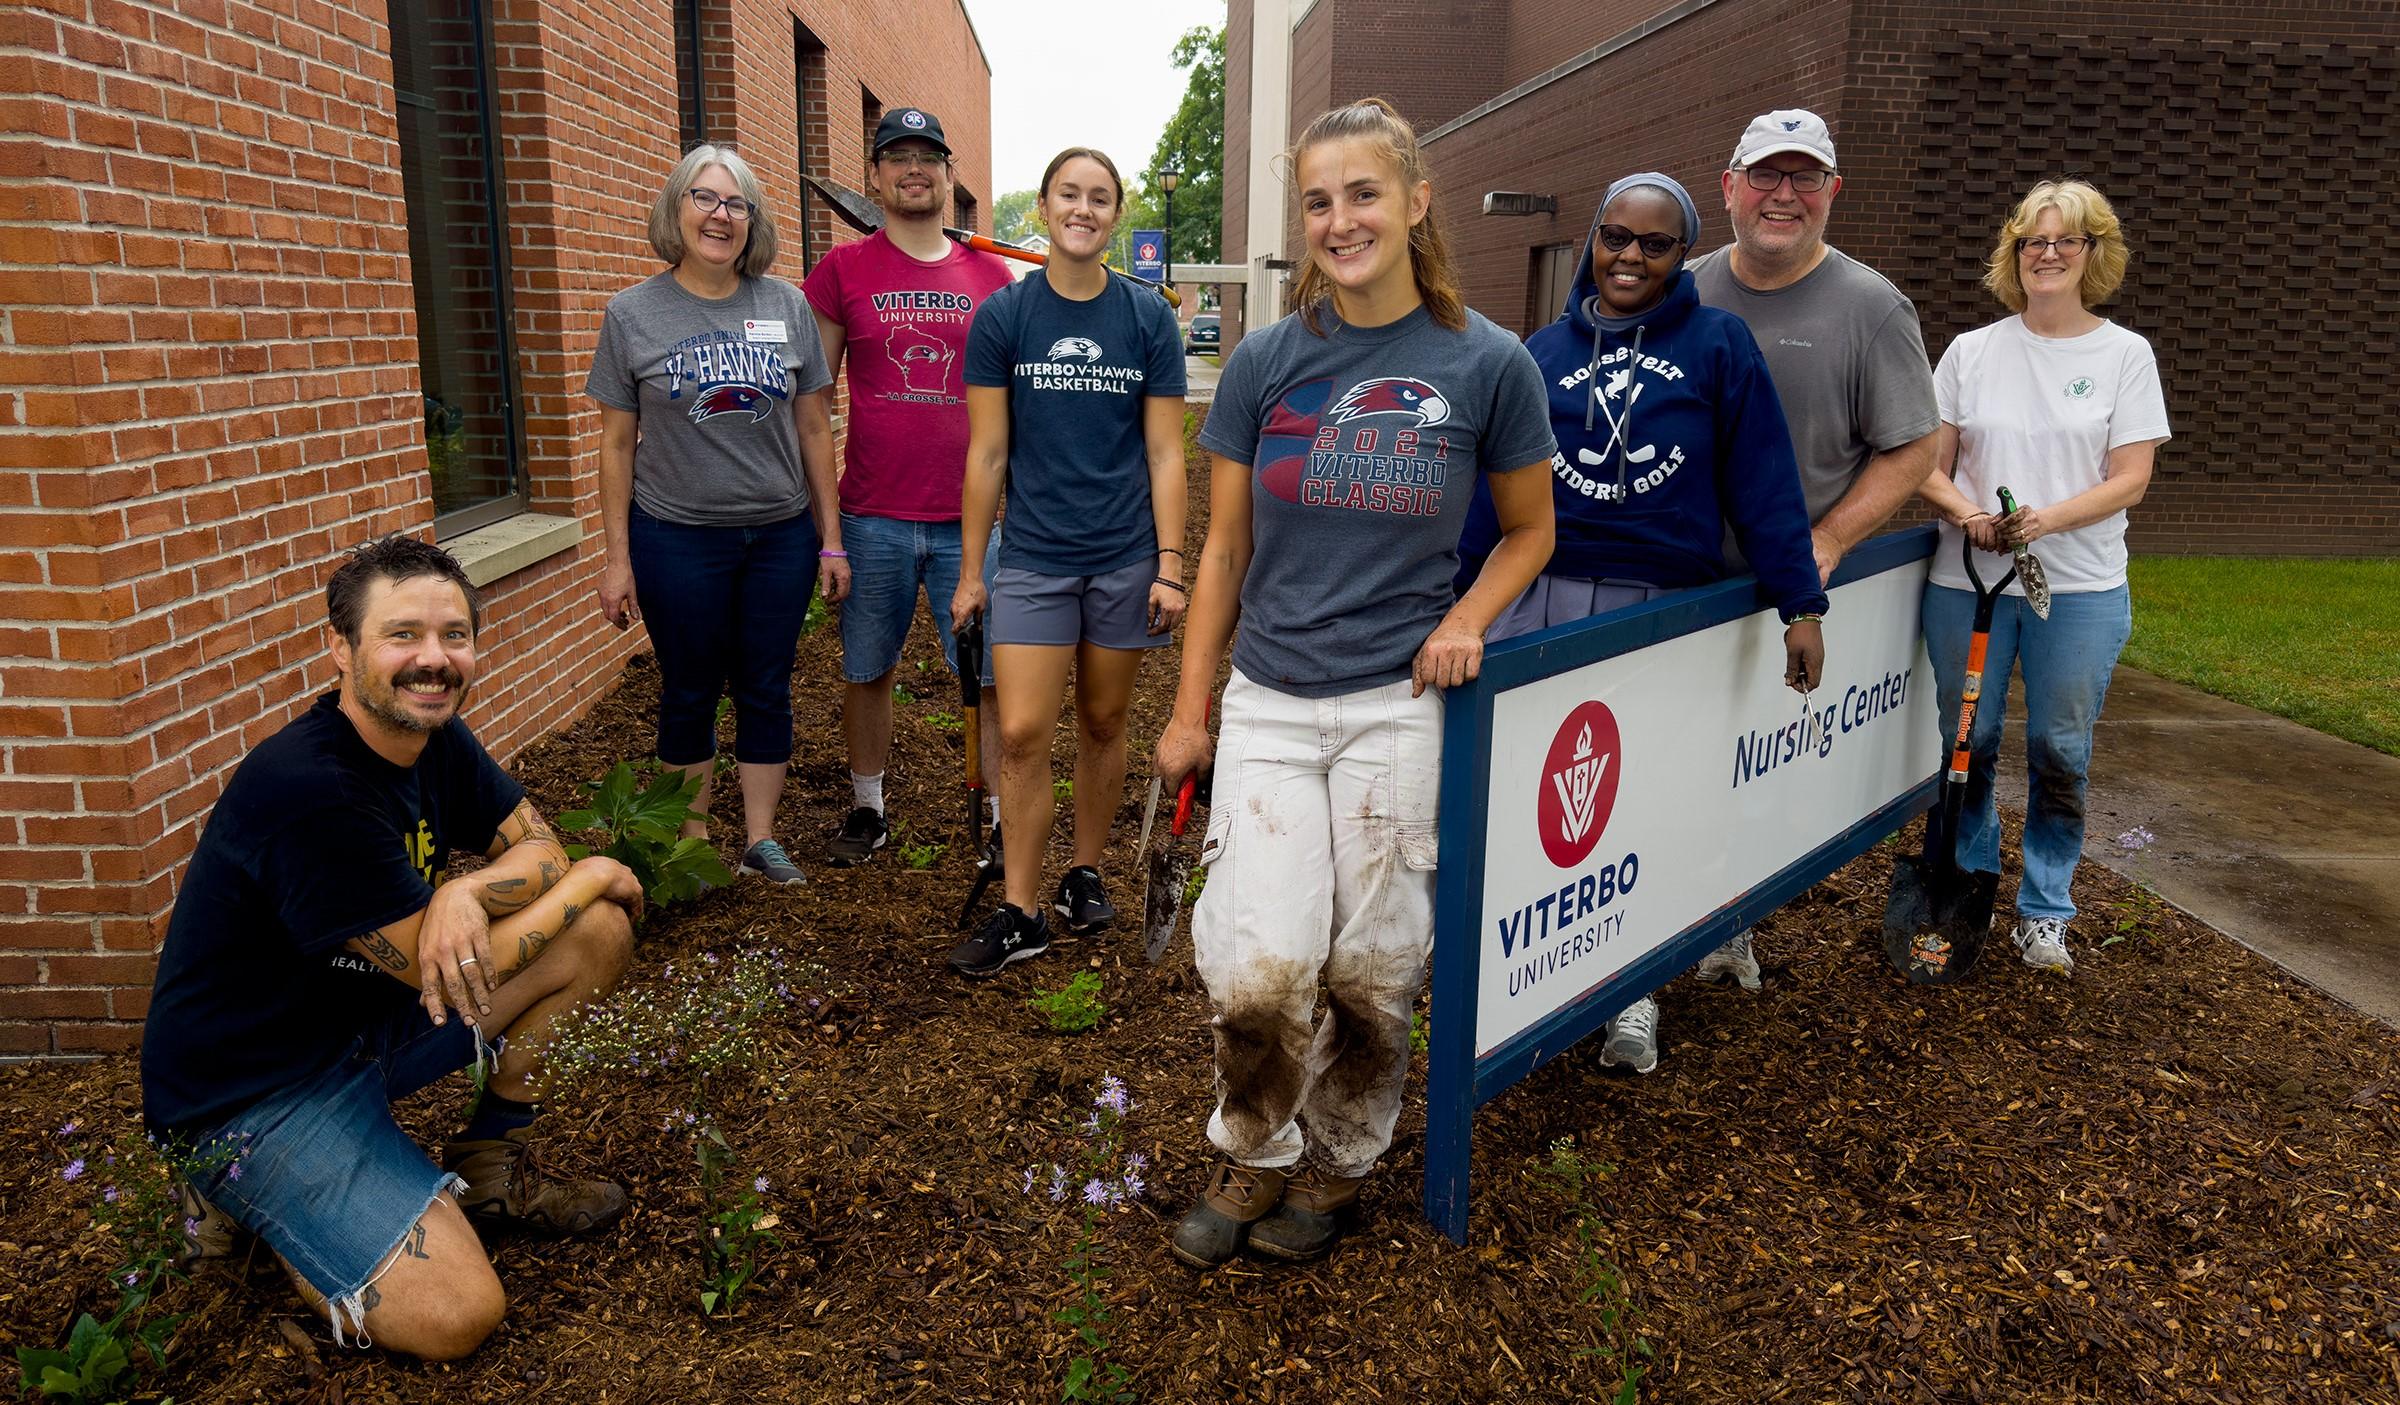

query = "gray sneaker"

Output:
[[2013, 916, 2074, 976], [738, 838, 806, 887], [1694, 929, 1761, 991], [1598, 996, 1659, 1074]]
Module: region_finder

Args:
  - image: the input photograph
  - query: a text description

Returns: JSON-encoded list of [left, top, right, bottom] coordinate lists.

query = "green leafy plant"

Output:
[[1053, 776, 1074, 801], [892, 683, 917, 705], [925, 711, 964, 733], [897, 834, 947, 870], [540, 946, 813, 1318], [2101, 825, 2163, 949], [1409, 1009, 1429, 1056], [557, 762, 732, 908], [802, 593, 830, 637], [712, 698, 736, 777], [1027, 971, 1107, 1034], [17, 1121, 236, 1403], [1022, 1077, 1144, 1402], [1181, 863, 1206, 908], [1547, 1137, 1653, 1401]]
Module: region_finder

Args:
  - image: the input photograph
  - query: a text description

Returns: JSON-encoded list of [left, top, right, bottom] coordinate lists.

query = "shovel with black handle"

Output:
[[1882, 529, 2016, 983], [956, 616, 1001, 928]]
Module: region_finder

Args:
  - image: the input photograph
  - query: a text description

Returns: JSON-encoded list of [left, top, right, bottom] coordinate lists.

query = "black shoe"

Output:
[[1054, 865, 1117, 935], [827, 806, 889, 866], [948, 903, 1050, 979]]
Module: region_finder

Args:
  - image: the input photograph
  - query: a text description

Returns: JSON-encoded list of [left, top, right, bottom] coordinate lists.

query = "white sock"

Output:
[[851, 772, 884, 814], [987, 794, 1002, 826]]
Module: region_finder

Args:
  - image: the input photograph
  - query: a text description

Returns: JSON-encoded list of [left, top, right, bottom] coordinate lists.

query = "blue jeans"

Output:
[[627, 503, 821, 766], [836, 511, 997, 683], [1921, 582, 2131, 921]]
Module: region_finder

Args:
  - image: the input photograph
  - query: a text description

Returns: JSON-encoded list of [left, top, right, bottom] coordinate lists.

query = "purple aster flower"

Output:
[[1126, 1152, 1148, 1172], [2117, 825, 2157, 852], [1082, 1178, 1109, 1206], [62, 1159, 85, 1183], [102, 1186, 119, 1203], [123, 1271, 139, 1287], [1047, 1164, 1069, 1204], [183, 1217, 200, 1237], [57, 1119, 80, 1137], [225, 1161, 242, 1183], [1123, 1170, 1146, 1199], [1095, 1075, 1130, 1115], [753, 1176, 769, 1194]]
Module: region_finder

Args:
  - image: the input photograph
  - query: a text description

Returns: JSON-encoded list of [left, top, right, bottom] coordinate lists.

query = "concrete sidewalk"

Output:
[[1996, 666, 2400, 1027]]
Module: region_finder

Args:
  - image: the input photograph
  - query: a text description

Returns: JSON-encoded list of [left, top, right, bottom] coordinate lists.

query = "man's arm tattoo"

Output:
[[481, 875, 534, 915], [355, 929, 410, 973], [511, 902, 582, 975]]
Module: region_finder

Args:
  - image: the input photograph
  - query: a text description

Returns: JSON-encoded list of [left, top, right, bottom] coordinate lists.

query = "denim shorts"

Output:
[[839, 512, 998, 683], [989, 556, 1170, 653], [184, 1006, 483, 1343]]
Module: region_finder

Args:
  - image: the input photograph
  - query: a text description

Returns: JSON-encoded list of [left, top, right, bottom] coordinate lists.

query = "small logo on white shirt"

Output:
[[1777, 337, 1814, 349], [1046, 337, 1103, 361], [2065, 376, 2095, 400]]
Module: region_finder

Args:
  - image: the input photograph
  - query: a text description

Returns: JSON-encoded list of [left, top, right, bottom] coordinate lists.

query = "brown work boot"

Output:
[[442, 1127, 627, 1237], [1244, 1164, 1367, 1262], [173, 1178, 250, 1263], [1168, 1159, 1288, 1269]]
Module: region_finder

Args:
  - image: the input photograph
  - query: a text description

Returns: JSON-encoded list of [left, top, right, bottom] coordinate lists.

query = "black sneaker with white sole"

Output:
[[948, 903, 1050, 979], [826, 806, 889, 866], [1054, 865, 1117, 935]]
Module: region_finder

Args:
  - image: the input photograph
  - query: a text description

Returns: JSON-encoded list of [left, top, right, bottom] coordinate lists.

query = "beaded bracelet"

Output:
[[1790, 613, 1823, 624]]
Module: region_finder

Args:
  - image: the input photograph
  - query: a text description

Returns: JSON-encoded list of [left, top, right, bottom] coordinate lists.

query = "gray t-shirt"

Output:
[[585, 271, 833, 526], [1199, 304, 1556, 698], [1689, 245, 1938, 522]]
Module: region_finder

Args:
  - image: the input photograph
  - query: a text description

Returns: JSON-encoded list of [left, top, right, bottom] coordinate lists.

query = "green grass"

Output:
[[2124, 556, 2400, 756]]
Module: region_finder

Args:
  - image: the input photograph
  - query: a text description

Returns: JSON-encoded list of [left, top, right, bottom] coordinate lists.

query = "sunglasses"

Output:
[[1596, 225, 1686, 260]]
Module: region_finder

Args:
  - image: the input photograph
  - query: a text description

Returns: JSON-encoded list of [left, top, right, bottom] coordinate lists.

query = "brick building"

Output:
[[0, 0, 991, 1055], [1224, 0, 2400, 554]]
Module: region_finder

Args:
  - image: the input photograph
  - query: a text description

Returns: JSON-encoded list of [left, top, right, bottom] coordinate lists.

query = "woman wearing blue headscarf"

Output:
[[1457, 172, 1826, 1074]]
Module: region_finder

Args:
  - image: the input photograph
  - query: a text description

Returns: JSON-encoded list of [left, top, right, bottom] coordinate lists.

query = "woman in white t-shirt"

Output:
[[1918, 179, 2170, 978]]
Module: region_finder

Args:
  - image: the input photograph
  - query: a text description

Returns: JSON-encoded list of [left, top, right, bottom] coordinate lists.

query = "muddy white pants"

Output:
[[1191, 669, 1441, 1177]]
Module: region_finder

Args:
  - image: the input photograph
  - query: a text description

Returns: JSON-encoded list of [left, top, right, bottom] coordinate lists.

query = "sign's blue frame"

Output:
[[1422, 526, 1940, 1244]]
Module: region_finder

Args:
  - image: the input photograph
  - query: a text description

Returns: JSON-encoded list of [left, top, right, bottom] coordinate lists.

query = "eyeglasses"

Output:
[[1596, 225, 1686, 260], [1739, 166, 1833, 194], [2017, 235, 2096, 257], [687, 189, 753, 221], [877, 150, 949, 170]]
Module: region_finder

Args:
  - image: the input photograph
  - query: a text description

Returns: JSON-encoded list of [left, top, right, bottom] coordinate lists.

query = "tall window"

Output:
[[954, 188, 977, 235], [794, 19, 827, 268], [390, 0, 525, 536], [675, 0, 706, 149]]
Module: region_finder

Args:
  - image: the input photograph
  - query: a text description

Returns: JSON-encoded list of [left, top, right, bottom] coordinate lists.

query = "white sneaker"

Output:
[[1599, 996, 1660, 1074], [2013, 916, 2074, 976], [1694, 929, 1761, 991]]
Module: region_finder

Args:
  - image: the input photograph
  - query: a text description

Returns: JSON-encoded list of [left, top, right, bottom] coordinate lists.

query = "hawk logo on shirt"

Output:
[[1325, 377, 1450, 428], [690, 384, 775, 424], [1046, 337, 1104, 362]]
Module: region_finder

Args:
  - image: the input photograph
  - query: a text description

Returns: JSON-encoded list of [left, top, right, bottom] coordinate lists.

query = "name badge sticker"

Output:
[[743, 319, 788, 343]]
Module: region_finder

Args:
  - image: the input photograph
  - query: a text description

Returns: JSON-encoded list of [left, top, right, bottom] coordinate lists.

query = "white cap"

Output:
[[1731, 109, 1837, 171]]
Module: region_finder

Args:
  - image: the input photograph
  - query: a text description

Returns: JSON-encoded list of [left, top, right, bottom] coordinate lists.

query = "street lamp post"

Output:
[[1159, 166, 1182, 288]]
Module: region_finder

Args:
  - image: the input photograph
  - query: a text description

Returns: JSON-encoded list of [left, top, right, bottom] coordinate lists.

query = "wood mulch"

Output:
[[5, 442, 2397, 1403]]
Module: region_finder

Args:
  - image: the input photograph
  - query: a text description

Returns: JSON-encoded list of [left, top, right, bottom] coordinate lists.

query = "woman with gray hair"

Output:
[[1455, 170, 1826, 1074], [585, 144, 849, 886]]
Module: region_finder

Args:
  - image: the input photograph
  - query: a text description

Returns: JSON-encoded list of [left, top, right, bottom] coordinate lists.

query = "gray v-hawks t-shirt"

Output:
[[1200, 304, 1556, 699], [1689, 245, 1938, 521], [585, 271, 833, 526]]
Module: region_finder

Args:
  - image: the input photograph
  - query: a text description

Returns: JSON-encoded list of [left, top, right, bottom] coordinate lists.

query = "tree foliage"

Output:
[[1115, 25, 1224, 273], [992, 188, 1041, 245]]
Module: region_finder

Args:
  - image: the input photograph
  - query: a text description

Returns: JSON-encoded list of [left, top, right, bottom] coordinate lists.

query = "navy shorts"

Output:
[[988, 557, 1171, 654]]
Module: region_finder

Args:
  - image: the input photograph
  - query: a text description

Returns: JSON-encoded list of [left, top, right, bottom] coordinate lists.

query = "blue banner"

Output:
[[1130, 228, 1165, 285]]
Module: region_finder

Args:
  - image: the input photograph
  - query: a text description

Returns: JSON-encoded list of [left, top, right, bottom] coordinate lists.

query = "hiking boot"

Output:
[[1168, 1159, 1288, 1269], [826, 807, 889, 866], [1053, 865, 1117, 936], [1694, 929, 1761, 991], [948, 903, 1049, 979], [2013, 916, 2075, 976], [174, 1178, 248, 1263], [738, 837, 806, 886], [442, 1127, 627, 1237], [1245, 1164, 1367, 1262], [1599, 996, 1660, 1075]]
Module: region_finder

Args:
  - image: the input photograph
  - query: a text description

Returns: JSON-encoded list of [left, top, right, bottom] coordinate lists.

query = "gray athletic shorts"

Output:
[[988, 557, 1171, 653]]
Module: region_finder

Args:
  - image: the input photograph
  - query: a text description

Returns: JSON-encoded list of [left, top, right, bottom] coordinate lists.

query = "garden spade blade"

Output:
[[1134, 773, 1163, 862], [1997, 487, 2051, 620], [1140, 770, 1199, 963]]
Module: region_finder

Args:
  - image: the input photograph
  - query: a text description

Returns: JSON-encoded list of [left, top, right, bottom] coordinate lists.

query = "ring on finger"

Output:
[[459, 957, 481, 969]]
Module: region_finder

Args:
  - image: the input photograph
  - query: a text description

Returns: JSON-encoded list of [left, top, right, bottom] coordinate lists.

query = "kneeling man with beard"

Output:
[[141, 535, 642, 1359]]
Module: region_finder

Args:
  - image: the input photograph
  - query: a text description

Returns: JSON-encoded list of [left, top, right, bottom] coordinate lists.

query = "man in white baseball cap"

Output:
[[1628, 109, 1938, 1052]]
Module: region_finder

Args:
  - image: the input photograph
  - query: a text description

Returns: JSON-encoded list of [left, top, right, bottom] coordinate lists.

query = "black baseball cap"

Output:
[[872, 108, 952, 158]]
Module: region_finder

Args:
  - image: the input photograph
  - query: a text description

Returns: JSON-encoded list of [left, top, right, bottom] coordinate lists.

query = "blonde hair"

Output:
[[648, 144, 780, 277], [1283, 98, 1464, 335], [1984, 179, 2127, 312]]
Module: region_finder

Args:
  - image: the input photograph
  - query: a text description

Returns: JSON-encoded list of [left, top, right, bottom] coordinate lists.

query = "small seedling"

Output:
[[1027, 971, 1106, 1034], [926, 711, 964, 733], [893, 684, 917, 706], [1053, 776, 1074, 801], [1409, 1010, 1430, 1056], [898, 836, 947, 870]]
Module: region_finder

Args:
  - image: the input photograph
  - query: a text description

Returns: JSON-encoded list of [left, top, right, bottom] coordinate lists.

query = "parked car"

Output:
[[1183, 313, 1220, 356]]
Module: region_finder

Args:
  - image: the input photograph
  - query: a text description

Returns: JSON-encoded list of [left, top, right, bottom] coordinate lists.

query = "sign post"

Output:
[[1423, 528, 1943, 1243], [1131, 229, 1165, 288]]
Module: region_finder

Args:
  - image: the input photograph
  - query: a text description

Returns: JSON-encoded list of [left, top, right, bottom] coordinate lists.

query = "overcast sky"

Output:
[[964, 0, 1229, 199]]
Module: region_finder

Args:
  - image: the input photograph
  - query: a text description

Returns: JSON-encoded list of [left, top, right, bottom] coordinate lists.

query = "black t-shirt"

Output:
[[141, 692, 522, 1133]]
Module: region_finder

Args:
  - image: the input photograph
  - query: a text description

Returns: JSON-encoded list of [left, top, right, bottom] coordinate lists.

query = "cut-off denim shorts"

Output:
[[182, 1005, 484, 1347]]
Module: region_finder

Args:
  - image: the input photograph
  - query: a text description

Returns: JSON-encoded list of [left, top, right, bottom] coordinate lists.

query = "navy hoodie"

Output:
[[1459, 233, 1828, 622]]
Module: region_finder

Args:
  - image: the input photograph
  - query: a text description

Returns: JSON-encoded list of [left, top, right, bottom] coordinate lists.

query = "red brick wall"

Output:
[[0, 0, 990, 1056]]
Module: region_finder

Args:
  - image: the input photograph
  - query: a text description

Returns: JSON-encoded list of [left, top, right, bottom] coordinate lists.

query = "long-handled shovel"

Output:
[[800, 173, 1182, 308], [1997, 486, 2051, 620], [1882, 532, 2017, 983], [956, 616, 1001, 928], [1138, 703, 1210, 963]]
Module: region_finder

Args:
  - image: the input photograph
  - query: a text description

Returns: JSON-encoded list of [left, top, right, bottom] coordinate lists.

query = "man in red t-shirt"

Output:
[[804, 108, 1012, 865]]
